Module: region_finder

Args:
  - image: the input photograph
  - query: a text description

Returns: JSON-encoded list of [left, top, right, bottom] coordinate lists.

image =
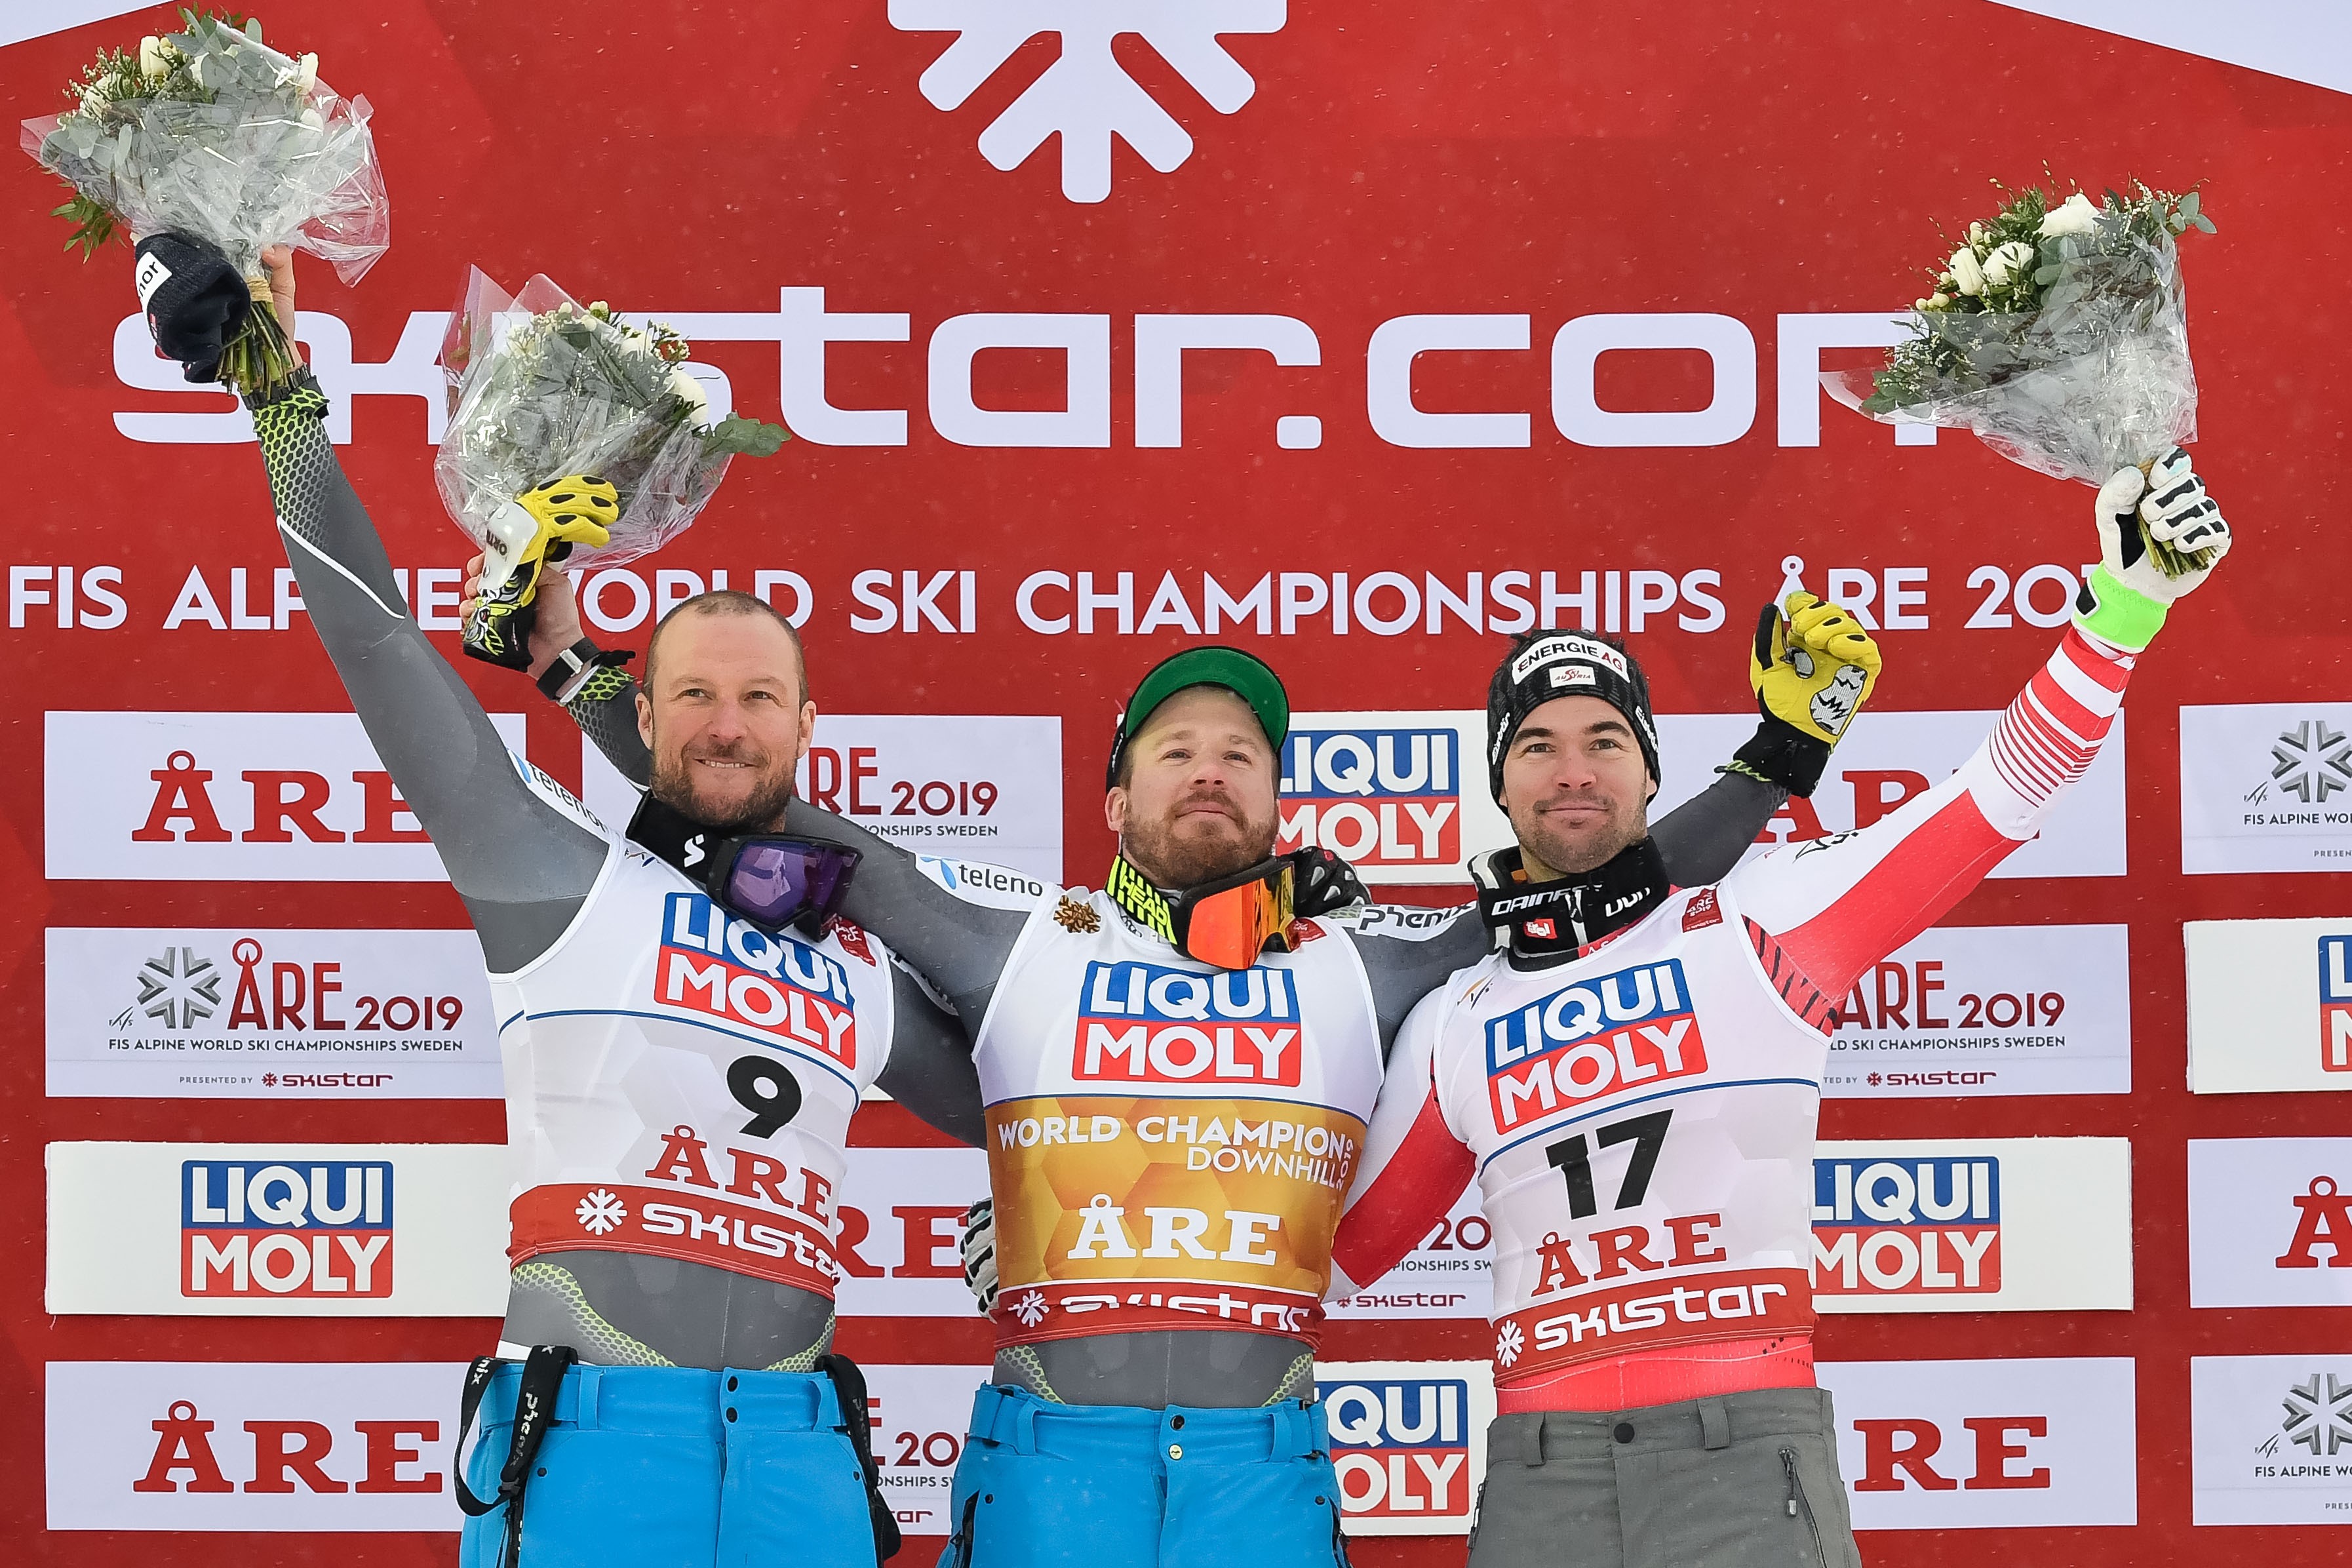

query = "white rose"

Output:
[[669, 366, 709, 421], [2039, 191, 2099, 239], [295, 52, 318, 95], [138, 36, 172, 80], [1982, 239, 2037, 287], [77, 83, 106, 116], [1948, 247, 1986, 296]]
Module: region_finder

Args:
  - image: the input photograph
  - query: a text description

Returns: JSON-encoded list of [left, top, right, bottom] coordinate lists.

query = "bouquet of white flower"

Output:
[[21, 9, 387, 398], [435, 269, 789, 666], [1827, 178, 2218, 576]]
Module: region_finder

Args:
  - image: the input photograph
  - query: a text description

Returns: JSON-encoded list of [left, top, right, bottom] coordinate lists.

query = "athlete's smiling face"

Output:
[[637, 609, 815, 833], [1107, 686, 1281, 889], [1500, 695, 1656, 879]]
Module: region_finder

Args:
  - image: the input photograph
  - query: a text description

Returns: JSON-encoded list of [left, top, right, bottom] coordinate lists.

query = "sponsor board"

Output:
[[861, 1363, 994, 1537], [1813, 1139, 2130, 1313], [46, 710, 528, 881], [1278, 711, 1505, 886], [46, 1361, 467, 1531], [2181, 703, 2352, 875], [45, 926, 500, 1099], [1325, 1184, 1492, 1321], [832, 1145, 993, 1317], [1317, 1360, 1495, 1537], [580, 714, 1064, 882], [2185, 918, 2352, 1093], [2188, 1139, 2352, 1308], [1817, 1357, 2138, 1528], [1822, 924, 2130, 1098], [2191, 1354, 2352, 1524], [47, 1143, 511, 1316]]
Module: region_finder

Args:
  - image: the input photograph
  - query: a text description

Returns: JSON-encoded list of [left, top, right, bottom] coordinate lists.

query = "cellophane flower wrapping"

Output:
[[435, 270, 735, 570], [21, 12, 388, 282], [1825, 186, 2209, 488]]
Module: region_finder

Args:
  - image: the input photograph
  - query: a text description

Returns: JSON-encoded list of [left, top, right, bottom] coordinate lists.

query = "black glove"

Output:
[[1286, 846, 1368, 918], [134, 233, 251, 384]]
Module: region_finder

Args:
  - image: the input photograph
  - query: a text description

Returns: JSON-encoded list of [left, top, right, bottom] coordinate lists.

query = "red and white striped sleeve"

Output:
[[1726, 622, 2138, 1007], [1328, 981, 1476, 1297]]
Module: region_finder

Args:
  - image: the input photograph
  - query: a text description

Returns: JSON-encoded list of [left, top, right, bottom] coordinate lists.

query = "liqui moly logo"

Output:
[[656, 893, 858, 1066], [1483, 961, 1705, 1129], [182, 1161, 393, 1298], [1813, 1157, 2001, 1296], [2321, 936, 2352, 1073], [1322, 1378, 1473, 1523], [1071, 961, 1303, 1086], [1278, 728, 1462, 871]]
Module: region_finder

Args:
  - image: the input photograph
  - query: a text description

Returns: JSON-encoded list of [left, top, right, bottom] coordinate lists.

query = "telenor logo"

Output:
[[1320, 1377, 1472, 1521], [1483, 961, 1704, 1128], [1812, 1157, 2001, 1296], [1278, 728, 1460, 871], [182, 1160, 393, 1297], [2320, 935, 2352, 1073], [657, 893, 859, 1066], [1071, 961, 1301, 1086]]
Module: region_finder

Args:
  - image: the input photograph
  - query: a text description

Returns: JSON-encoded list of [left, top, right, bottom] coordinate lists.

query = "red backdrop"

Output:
[[3, 1, 2347, 1561]]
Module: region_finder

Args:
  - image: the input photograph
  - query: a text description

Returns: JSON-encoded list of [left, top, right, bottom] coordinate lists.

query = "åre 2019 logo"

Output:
[[1071, 961, 1303, 1086], [1484, 960, 1706, 1128], [1277, 728, 1462, 872], [182, 1161, 393, 1298], [1813, 1156, 2001, 1296], [656, 893, 859, 1066]]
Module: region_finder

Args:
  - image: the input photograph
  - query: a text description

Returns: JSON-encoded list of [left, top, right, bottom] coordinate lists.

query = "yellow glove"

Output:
[[1750, 591, 1881, 745], [461, 475, 619, 670]]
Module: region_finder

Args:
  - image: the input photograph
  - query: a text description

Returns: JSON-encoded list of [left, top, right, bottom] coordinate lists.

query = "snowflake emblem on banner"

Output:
[[2283, 1372, 2352, 1455], [2270, 720, 2352, 805], [1495, 1321, 1524, 1368], [135, 947, 222, 1030], [1009, 1289, 1050, 1327], [576, 1189, 629, 1236], [888, 0, 1287, 202]]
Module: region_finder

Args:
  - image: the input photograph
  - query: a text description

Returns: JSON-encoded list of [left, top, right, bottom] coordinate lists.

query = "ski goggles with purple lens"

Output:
[[698, 836, 862, 934]]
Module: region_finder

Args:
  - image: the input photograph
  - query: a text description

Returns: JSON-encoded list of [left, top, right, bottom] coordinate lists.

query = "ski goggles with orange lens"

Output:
[[1106, 853, 1297, 971]]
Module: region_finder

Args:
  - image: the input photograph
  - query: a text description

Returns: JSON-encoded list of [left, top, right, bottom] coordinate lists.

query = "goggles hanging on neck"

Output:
[[627, 794, 861, 935], [1105, 853, 1297, 971]]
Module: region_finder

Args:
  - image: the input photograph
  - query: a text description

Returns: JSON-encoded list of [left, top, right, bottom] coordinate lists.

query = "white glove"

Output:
[[960, 1196, 997, 1317], [2092, 446, 2231, 605]]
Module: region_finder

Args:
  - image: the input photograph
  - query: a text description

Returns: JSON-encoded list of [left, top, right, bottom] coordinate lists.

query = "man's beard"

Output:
[[650, 745, 797, 834], [1515, 791, 1647, 876], [1122, 789, 1278, 889]]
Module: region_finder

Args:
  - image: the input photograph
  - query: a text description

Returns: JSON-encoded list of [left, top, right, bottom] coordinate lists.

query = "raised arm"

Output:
[[1729, 455, 2230, 1005], [217, 252, 609, 972]]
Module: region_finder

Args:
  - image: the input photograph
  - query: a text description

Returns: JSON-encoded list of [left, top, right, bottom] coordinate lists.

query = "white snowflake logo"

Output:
[[575, 1189, 629, 1236], [136, 947, 223, 1030], [2283, 1371, 2352, 1455], [2270, 720, 2352, 805], [888, 0, 1287, 203], [1009, 1289, 1050, 1327], [1495, 1321, 1524, 1368]]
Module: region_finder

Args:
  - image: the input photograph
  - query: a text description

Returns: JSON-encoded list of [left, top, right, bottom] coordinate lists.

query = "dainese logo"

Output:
[[1483, 960, 1706, 1129], [1318, 1377, 1472, 1521], [1812, 1156, 2000, 1296], [1278, 727, 1462, 871], [1070, 961, 1301, 1086], [182, 1160, 393, 1298]]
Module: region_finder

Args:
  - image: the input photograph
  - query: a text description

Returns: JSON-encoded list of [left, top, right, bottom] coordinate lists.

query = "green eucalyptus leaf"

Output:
[[699, 415, 791, 460]]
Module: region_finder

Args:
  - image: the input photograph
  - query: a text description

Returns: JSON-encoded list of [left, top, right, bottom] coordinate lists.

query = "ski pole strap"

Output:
[[819, 1351, 903, 1562], [452, 1346, 578, 1566]]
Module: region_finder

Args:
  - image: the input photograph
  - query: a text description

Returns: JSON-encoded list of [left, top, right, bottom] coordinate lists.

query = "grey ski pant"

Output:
[[1466, 1386, 1862, 1568]]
